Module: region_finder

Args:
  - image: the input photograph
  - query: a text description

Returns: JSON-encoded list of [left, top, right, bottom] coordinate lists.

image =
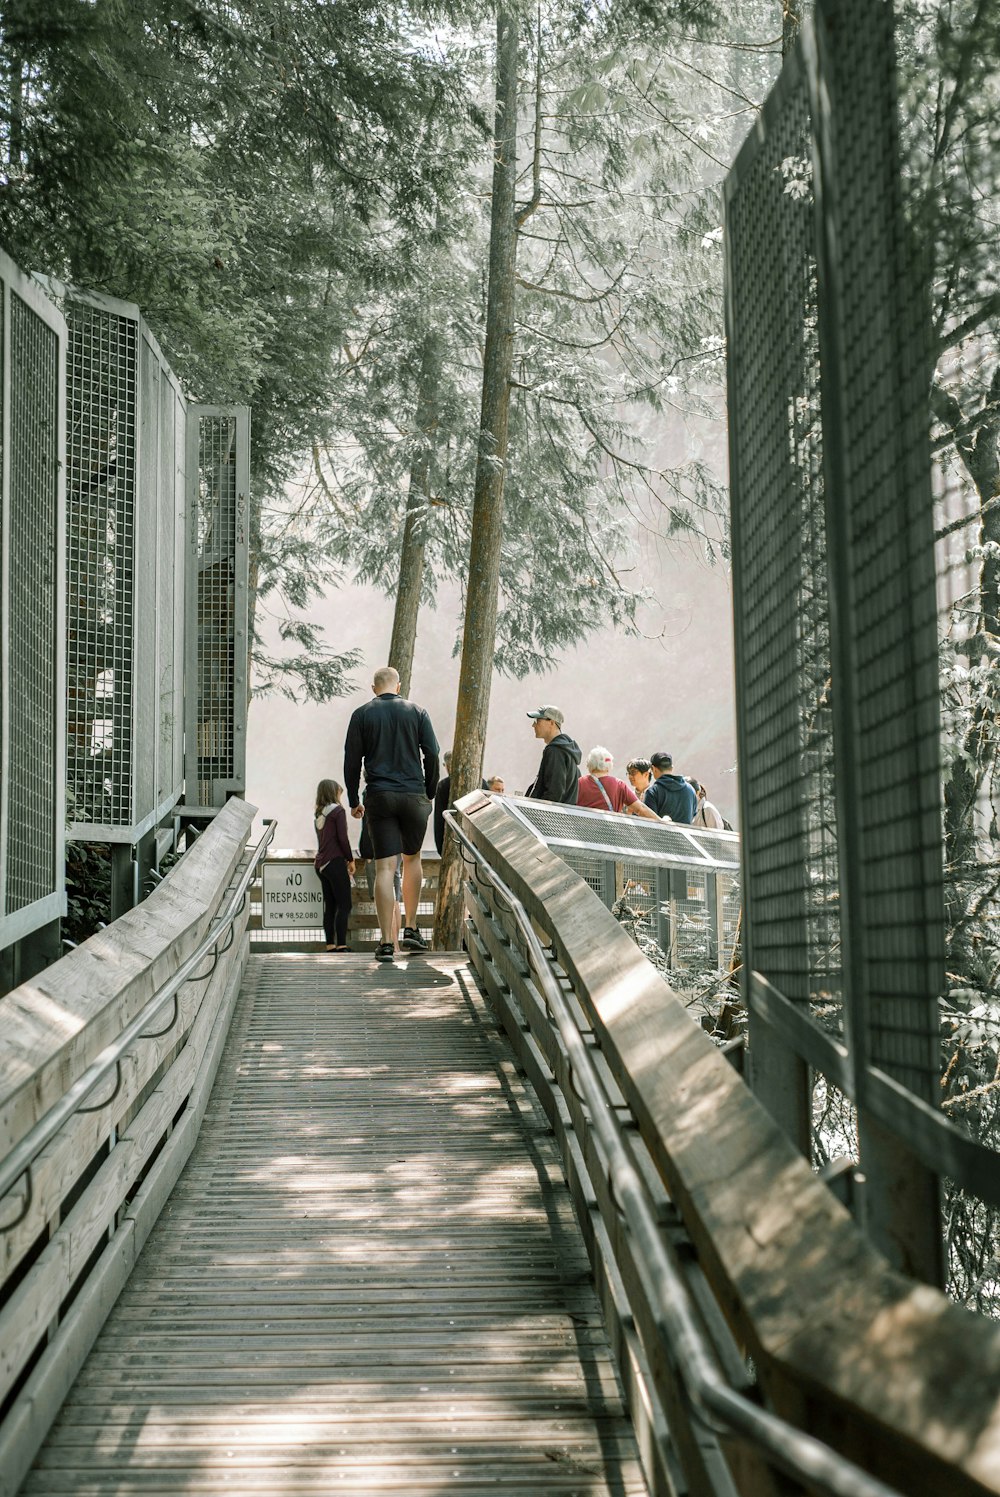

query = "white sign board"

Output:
[[261, 862, 324, 928]]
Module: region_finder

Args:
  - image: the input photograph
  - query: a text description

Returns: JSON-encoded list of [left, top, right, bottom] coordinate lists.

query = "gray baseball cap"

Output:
[[526, 705, 564, 726]]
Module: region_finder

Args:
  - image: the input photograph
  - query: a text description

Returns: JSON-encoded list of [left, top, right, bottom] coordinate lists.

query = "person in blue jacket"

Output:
[[644, 752, 697, 823]]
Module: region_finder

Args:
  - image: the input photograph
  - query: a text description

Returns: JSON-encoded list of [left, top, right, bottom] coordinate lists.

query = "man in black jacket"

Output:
[[525, 705, 581, 804], [344, 667, 440, 962]]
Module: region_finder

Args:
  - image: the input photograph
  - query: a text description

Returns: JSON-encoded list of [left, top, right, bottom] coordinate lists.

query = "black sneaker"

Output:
[[375, 941, 395, 963], [399, 927, 428, 952]]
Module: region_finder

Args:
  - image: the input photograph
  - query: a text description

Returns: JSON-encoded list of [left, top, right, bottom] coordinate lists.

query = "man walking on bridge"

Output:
[[345, 667, 440, 963]]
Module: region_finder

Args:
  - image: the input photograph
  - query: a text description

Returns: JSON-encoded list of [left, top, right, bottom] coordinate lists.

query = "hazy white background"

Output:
[[246, 533, 738, 850]]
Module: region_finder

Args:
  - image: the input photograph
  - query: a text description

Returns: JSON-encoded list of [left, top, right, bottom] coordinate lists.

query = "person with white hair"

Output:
[[578, 746, 661, 819]]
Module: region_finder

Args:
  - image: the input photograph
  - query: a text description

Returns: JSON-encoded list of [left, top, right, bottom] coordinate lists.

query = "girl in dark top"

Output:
[[314, 778, 355, 951]]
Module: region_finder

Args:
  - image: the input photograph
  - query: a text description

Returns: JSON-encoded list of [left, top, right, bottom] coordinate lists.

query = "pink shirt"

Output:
[[577, 774, 637, 813]]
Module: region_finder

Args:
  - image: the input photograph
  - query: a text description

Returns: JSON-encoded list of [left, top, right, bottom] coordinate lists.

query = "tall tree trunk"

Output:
[[388, 330, 442, 697], [434, 1, 518, 949]]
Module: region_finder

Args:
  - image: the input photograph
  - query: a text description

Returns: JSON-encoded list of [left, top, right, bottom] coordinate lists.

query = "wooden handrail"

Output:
[[0, 800, 255, 1163], [455, 789, 1000, 1496], [0, 800, 259, 1497]]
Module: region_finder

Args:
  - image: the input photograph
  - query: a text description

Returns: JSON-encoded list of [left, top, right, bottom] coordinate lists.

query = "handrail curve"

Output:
[[0, 817, 274, 1212], [449, 790, 1000, 1497], [449, 809, 900, 1497]]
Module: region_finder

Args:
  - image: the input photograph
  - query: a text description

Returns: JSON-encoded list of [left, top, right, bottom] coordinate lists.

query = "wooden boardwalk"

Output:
[[23, 952, 645, 1495]]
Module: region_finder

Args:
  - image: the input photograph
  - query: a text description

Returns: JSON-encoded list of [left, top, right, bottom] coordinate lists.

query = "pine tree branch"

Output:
[[935, 295, 1000, 359], [515, 271, 619, 305], [623, 75, 729, 170]]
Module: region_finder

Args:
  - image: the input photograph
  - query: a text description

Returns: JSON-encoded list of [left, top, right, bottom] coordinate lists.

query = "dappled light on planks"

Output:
[[23, 951, 644, 1495]]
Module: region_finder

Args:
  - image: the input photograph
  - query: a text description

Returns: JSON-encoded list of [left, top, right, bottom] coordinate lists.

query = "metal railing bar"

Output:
[[446, 811, 903, 1497], [0, 818, 276, 1208], [750, 970, 1000, 1206], [749, 971, 854, 1093], [498, 795, 740, 871], [76, 1059, 124, 1114], [0, 1165, 32, 1234]]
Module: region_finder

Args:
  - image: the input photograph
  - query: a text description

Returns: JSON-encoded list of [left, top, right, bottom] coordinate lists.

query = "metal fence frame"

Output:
[[184, 404, 250, 811], [40, 279, 188, 846], [724, 0, 999, 1286], [0, 252, 67, 948]]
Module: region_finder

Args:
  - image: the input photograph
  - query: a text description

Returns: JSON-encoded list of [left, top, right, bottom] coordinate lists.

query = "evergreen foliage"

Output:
[[0, 0, 473, 694], [303, 0, 779, 676]]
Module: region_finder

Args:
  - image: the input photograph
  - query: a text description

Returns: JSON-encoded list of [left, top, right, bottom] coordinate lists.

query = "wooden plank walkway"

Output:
[[24, 952, 646, 1495]]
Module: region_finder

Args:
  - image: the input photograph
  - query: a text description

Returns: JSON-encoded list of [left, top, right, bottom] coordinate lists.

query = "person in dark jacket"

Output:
[[344, 666, 440, 963], [314, 778, 355, 951], [525, 705, 581, 804], [643, 751, 697, 823], [433, 751, 452, 856]]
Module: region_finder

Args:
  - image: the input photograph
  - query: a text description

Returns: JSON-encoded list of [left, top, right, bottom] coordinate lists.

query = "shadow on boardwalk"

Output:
[[23, 952, 645, 1496]]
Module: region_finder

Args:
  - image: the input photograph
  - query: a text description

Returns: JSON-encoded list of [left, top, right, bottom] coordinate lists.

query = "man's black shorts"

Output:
[[364, 790, 431, 859]]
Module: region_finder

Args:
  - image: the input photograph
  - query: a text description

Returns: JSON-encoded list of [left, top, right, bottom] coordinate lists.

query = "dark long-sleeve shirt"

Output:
[[344, 692, 440, 808], [315, 803, 352, 870]]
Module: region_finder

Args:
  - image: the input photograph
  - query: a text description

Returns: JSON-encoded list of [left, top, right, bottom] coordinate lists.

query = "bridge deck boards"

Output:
[[25, 952, 645, 1495]]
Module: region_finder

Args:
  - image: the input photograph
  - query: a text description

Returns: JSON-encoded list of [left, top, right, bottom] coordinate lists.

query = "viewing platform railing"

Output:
[[500, 794, 740, 975], [452, 788, 1000, 1497]]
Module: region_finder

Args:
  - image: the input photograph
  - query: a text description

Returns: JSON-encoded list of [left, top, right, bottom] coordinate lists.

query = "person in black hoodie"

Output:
[[525, 705, 581, 803]]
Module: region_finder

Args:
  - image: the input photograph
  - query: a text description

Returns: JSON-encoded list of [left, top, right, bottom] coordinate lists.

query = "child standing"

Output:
[[314, 779, 355, 951]]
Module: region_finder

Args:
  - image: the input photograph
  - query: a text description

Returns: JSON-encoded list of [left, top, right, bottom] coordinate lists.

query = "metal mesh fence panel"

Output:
[[726, 49, 843, 1034], [726, 0, 1000, 1291], [186, 406, 249, 808], [157, 369, 180, 809], [63, 297, 137, 832], [891, 0, 1000, 1309], [924, 266, 1000, 1303], [501, 798, 740, 976], [5, 289, 63, 916], [816, 0, 944, 1103], [54, 285, 187, 843]]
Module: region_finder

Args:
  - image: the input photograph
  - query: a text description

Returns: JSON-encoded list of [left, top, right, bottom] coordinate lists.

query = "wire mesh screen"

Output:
[[510, 797, 738, 869], [157, 369, 182, 809], [58, 286, 187, 842], [725, 48, 843, 1033], [724, 0, 1000, 1293], [4, 284, 63, 920], [63, 296, 137, 833], [502, 798, 739, 976], [185, 406, 249, 808], [818, 0, 944, 1102], [902, 0, 1000, 1305], [555, 849, 609, 903]]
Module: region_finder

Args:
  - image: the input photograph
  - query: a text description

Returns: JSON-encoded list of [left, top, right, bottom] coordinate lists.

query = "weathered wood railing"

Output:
[[0, 799, 266, 1497], [452, 789, 1000, 1497]]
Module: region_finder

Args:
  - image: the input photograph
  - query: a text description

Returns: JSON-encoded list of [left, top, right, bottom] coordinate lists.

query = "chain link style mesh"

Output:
[[821, 0, 945, 1102], [192, 413, 239, 802], [64, 300, 136, 829], [727, 58, 843, 1032], [5, 292, 60, 913], [726, 0, 1000, 1298], [504, 798, 739, 975]]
